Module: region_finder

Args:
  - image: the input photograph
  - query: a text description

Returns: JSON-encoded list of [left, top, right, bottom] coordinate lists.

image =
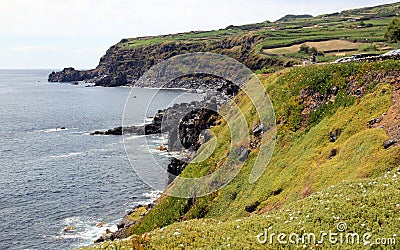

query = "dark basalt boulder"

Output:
[[92, 73, 128, 87], [238, 147, 250, 162], [384, 138, 398, 149], [245, 201, 261, 213], [329, 128, 342, 143], [253, 123, 267, 137], [91, 126, 123, 135], [167, 158, 188, 184], [329, 148, 338, 159]]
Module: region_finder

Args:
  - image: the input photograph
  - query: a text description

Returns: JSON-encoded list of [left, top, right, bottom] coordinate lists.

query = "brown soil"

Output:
[[373, 82, 400, 145]]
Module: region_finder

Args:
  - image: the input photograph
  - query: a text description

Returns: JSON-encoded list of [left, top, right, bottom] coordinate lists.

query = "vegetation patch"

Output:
[[83, 61, 400, 247]]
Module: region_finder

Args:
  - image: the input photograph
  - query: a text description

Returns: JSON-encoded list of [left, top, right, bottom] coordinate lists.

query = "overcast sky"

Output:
[[0, 0, 396, 69]]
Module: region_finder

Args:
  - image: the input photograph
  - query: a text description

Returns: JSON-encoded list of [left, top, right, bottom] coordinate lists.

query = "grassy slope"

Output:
[[82, 60, 400, 249], [120, 1, 400, 48], [83, 167, 400, 249], [112, 2, 400, 74]]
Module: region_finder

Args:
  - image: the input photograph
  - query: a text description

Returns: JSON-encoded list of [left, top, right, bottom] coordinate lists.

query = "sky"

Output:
[[0, 0, 397, 69]]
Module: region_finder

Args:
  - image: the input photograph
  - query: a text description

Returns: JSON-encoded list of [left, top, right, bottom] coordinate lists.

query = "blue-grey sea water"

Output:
[[0, 69, 199, 249]]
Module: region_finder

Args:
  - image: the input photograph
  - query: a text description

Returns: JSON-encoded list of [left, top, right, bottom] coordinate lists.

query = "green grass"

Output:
[[79, 2, 400, 247], [113, 3, 399, 72], [144, 167, 400, 249], [119, 30, 244, 48], [82, 165, 400, 249], [82, 60, 400, 249]]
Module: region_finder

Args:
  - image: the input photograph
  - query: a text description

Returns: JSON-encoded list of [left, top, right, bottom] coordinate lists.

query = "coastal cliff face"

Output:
[[47, 1, 400, 88], [48, 34, 279, 87]]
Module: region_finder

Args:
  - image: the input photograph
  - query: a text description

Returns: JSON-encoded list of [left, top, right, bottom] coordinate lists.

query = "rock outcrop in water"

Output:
[[48, 67, 96, 83], [48, 33, 281, 87]]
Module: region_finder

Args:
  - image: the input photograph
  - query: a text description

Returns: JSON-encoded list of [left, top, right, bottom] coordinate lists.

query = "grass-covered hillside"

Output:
[[108, 1, 400, 76], [114, 1, 400, 69], [82, 59, 400, 249]]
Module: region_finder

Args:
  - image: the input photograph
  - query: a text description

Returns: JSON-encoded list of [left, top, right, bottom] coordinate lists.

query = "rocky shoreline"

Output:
[[95, 204, 154, 243], [90, 82, 238, 243]]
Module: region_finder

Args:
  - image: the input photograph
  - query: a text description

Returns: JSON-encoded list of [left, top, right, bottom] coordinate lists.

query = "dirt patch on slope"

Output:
[[372, 82, 400, 145]]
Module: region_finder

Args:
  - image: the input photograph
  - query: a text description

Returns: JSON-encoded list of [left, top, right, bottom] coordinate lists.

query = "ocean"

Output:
[[0, 69, 200, 249]]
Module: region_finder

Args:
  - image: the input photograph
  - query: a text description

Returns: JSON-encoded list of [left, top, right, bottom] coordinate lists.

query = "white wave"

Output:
[[129, 190, 163, 208], [36, 127, 69, 133], [142, 190, 163, 202], [50, 152, 83, 158], [55, 216, 118, 244]]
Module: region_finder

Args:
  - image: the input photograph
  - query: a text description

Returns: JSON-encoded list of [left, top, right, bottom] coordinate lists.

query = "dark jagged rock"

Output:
[[253, 123, 267, 137], [95, 204, 154, 243], [48, 67, 97, 83], [272, 188, 283, 196], [229, 146, 250, 163], [384, 138, 398, 149], [91, 126, 123, 135], [238, 147, 250, 162], [245, 201, 261, 213], [369, 117, 383, 128], [48, 67, 128, 87], [329, 149, 338, 159], [167, 158, 188, 184], [171, 107, 220, 152], [329, 128, 342, 143], [93, 94, 223, 153]]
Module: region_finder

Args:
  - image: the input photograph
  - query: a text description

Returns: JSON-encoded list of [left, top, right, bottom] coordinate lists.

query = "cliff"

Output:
[[49, 2, 400, 87], [49, 34, 277, 87]]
